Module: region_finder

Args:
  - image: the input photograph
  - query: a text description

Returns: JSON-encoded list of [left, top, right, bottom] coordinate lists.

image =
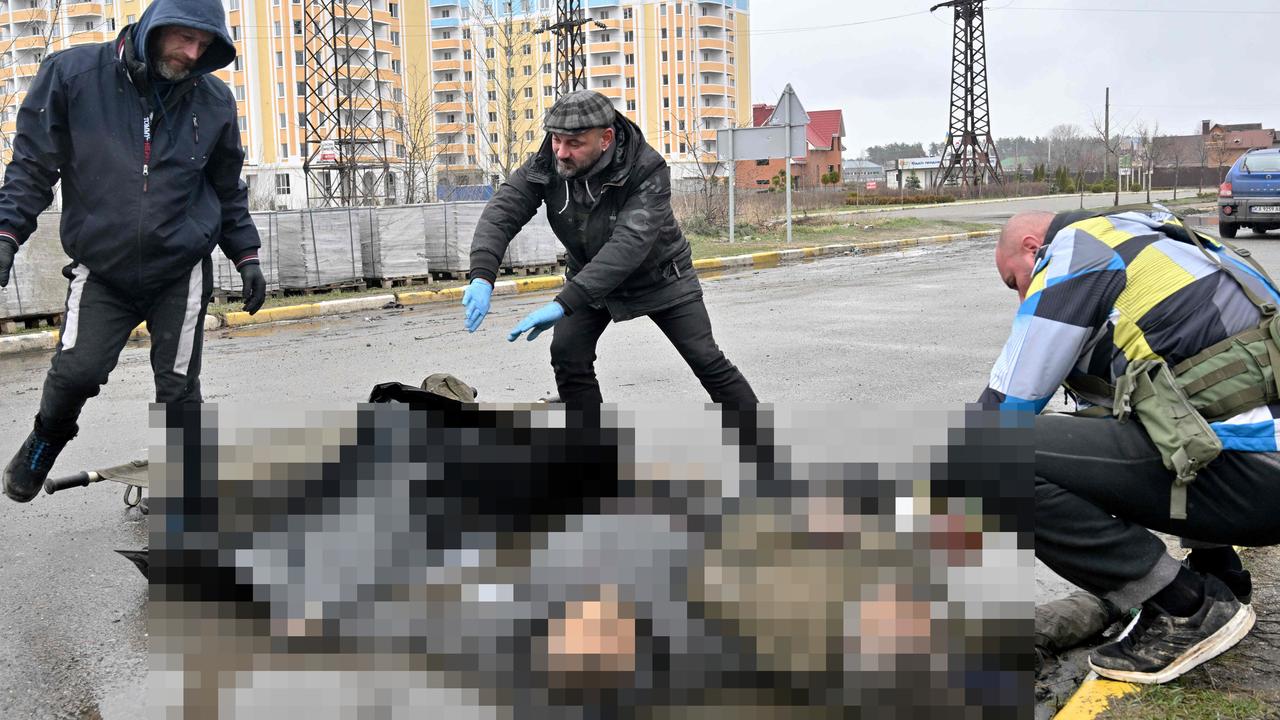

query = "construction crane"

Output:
[[931, 0, 1004, 191]]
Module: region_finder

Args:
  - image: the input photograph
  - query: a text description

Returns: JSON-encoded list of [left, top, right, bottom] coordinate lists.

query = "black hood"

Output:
[[129, 0, 236, 78]]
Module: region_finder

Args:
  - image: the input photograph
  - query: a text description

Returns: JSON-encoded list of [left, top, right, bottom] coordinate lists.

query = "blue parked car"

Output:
[[1219, 147, 1280, 239]]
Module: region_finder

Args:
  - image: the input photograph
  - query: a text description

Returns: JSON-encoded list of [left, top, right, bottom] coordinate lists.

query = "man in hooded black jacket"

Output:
[[463, 90, 757, 405], [0, 0, 265, 502]]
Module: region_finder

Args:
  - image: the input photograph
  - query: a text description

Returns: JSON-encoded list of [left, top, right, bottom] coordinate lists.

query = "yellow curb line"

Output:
[[1054, 677, 1140, 720]]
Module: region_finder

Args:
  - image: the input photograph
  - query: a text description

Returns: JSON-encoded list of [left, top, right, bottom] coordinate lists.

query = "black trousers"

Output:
[[35, 258, 213, 440], [548, 297, 757, 405], [1034, 413, 1280, 610]]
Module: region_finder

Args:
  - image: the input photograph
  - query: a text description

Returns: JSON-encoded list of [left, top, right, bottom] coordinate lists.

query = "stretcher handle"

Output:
[[43, 471, 99, 495]]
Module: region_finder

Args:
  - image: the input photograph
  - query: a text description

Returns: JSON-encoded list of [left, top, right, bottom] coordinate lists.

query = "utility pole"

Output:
[[1103, 87, 1110, 182], [931, 0, 1004, 192], [537, 1, 604, 97]]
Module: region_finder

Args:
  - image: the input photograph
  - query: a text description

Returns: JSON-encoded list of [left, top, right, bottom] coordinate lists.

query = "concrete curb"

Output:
[[1052, 676, 1139, 720], [0, 229, 997, 357]]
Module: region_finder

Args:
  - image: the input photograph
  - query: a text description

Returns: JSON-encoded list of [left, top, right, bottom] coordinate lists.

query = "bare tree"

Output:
[[394, 71, 450, 204], [1161, 133, 1187, 201], [470, 0, 542, 186], [1134, 121, 1162, 204]]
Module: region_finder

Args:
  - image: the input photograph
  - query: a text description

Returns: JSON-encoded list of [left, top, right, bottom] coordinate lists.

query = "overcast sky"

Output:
[[748, 0, 1280, 156]]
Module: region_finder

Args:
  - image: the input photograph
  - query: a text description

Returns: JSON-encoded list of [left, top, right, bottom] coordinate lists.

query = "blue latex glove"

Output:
[[508, 301, 565, 342], [462, 279, 493, 332]]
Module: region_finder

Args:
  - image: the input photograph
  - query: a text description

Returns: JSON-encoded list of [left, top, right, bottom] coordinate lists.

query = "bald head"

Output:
[[995, 211, 1055, 300]]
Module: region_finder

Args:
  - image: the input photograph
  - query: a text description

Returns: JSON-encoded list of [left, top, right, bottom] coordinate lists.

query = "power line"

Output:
[[994, 5, 1280, 14]]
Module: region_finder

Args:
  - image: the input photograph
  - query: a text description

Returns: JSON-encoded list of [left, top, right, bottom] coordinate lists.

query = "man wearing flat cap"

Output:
[[463, 90, 757, 405]]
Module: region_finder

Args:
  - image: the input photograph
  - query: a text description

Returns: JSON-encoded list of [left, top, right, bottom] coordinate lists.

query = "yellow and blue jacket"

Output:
[[979, 208, 1280, 452]]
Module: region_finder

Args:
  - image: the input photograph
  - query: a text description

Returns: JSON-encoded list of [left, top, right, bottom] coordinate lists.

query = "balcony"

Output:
[[588, 41, 622, 54], [65, 2, 105, 17], [434, 80, 463, 93], [437, 101, 465, 114], [699, 61, 729, 75], [432, 37, 462, 51], [333, 3, 371, 20], [594, 86, 622, 100], [435, 122, 464, 134], [698, 83, 729, 96], [430, 16, 459, 28], [10, 62, 40, 78], [588, 64, 621, 78], [700, 105, 733, 118], [9, 8, 50, 23], [433, 58, 462, 72], [11, 35, 49, 50], [697, 15, 730, 29], [698, 38, 730, 52]]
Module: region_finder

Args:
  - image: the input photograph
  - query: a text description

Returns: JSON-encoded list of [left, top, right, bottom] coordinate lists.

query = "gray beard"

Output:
[[154, 60, 190, 82]]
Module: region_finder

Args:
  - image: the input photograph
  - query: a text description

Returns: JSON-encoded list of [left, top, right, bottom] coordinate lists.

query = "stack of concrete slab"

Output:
[[362, 205, 431, 282], [277, 208, 371, 290], [501, 208, 559, 270], [0, 212, 71, 320], [212, 211, 282, 297]]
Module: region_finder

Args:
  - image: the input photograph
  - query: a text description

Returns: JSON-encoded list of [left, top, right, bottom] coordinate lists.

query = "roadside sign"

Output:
[[715, 125, 805, 161], [318, 140, 337, 163], [865, 181, 877, 190]]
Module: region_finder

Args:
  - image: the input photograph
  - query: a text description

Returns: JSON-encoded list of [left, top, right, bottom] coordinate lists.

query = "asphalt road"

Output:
[[0, 214, 1274, 718], [834, 188, 1195, 224]]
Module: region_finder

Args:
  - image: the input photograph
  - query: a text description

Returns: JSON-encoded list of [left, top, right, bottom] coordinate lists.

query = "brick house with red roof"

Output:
[[734, 104, 846, 190]]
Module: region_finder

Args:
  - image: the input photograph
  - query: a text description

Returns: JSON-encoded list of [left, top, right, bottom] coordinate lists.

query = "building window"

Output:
[[293, 20, 302, 34], [231, 26, 240, 40], [523, 87, 532, 98], [442, 30, 451, 39], [624, 53, 634, 65], [237, 115, 247, 132], [598, 10, 610, 19], [660, 28, 667, 39], [677, 73, 683, 84], [662, 74, 668, 85], [277, 82, 285, 97], [235, 86, 246, 100], [274, 21, 281, 36], [298, 112, 307, 126], [524, 130, 533, 141], [296, 81, 306, 96], [625, 77, 635, 88], [276, 174, 291, 195], [233, 57, 242, 72], [661, 51, 667, 62], [663, 120, 670, 131], [389, 2, 398, 17], [677, 50, 683, 61], [623, 8, 631, 19], [601, 56, 612, 66], [624, 31, 633, 43], [275, 51, 283, 66], [601, 79, 612, 88], [663, 97, 669, 108], [391, 31, 400, 46], [543, 85, 553, 97], [755, 159, 769, 166], [676, 27, 683, 38], [279, 112, 287, 128], [280, 143, 288, 158], [675, 3, 682, 14], [677, 96, 685, 108], [229, 0, 239, 8], [489, 112, 497, 122], [625, 99, 635, 111], [664, 143, 670, 153], [524, 109, 534, 119], [295, 50, 304, 65]]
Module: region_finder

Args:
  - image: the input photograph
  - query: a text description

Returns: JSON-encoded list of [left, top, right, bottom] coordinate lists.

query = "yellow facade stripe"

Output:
[[1053, 678, 1139, 720]]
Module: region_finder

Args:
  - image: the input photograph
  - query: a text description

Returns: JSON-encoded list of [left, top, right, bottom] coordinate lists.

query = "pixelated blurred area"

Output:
[[147, 402, 1034, 718]]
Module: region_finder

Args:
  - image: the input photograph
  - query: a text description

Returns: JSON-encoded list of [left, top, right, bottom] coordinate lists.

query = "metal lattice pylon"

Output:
[[302, 0, 391, 207], [538, 0, 602, 97], [933, 0, 1003, 190]]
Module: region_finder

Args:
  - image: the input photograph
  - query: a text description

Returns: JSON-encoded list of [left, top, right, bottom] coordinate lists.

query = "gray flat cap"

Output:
[[543, 90, 616, 135]]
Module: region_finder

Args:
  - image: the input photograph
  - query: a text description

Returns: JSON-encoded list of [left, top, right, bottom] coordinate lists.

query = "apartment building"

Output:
[[0, 0, 750, 208]]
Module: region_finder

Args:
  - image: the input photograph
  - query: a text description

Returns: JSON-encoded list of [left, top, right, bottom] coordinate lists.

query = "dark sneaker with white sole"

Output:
[[1185, 553, 1252, 605], [1088, 574, 1256, 684]]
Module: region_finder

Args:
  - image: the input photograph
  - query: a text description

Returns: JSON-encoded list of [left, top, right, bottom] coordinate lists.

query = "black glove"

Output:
[[0, 237, 15, 288], [238, 262, 266, 315]]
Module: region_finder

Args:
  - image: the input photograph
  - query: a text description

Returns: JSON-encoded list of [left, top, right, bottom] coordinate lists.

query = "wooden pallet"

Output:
[[500, 263, 559, 277], [430, 269, 468, 282], [365, 274, 433, 289], [0, 312, 63, 335], [279, 280, 368, 297]]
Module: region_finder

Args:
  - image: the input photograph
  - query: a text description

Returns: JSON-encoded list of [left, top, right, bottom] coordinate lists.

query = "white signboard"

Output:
[[716, 125, 807, 162], [897, 156, 943, 171]]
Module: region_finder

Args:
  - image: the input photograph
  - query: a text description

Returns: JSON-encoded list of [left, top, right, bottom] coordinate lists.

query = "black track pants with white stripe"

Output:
[[35, 257, 213, 440]]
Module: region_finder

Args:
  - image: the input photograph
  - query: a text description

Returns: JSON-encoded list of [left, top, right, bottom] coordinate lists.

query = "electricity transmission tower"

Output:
[[537, 0, 604, 97], [932, 0, 1003, 190], [302, 0, 392, 207]]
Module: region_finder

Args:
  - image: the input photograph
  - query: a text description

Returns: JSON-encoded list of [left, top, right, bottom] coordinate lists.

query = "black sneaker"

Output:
[[3, 430, 68, 503], [1088, 574, 1255, 684], [1185, 552, 1252, 605]]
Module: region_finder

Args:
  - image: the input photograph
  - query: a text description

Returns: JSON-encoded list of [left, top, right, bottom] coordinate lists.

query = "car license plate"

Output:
[[1251, 205, 1280, 213]]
